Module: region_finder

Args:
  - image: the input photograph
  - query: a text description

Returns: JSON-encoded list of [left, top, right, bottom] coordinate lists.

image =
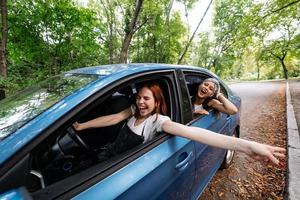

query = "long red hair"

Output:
[[135, 81, 168, 118]]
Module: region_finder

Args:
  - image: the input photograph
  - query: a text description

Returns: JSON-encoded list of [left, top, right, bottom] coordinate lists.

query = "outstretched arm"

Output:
[[73, 107, 132, 131], [162, 120, 285, 166], [209, 94, 238, 115]]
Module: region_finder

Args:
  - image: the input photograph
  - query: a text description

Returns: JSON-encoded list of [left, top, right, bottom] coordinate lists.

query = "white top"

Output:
[[127, 105, 171, 143], [194, 104, 204, 112]]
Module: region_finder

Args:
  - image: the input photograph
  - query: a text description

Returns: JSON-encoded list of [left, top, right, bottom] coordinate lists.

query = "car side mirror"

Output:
[[0, 187, 32, 200]]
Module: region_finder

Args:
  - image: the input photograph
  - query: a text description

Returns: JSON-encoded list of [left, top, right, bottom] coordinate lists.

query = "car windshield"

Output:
[[0, 73, 98, 141]]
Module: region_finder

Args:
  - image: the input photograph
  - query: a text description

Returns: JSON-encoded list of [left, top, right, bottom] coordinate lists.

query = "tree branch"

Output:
[[262, 0, 300, 19], [177, 0, 213, 64]]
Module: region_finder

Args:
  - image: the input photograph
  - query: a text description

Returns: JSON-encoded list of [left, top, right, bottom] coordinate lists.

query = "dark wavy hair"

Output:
[[192, 78, 221, 116]]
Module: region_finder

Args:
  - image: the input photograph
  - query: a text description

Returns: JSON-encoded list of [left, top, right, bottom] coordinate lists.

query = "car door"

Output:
[[70, 71, 196, 200], [179, 70, 231, 199], [189, 111, 230, 199]]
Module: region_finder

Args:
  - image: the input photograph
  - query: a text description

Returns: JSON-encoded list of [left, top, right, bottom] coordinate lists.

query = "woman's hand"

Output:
[[245, 141, 286, 167], [194, 109, 209, 115], [73, 122, 84, 131], [215, 92, 222, 99], [215, 85, 221, 98]]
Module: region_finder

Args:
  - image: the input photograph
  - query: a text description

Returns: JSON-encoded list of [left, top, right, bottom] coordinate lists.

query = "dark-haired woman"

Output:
[[192, 78, 238, 115]]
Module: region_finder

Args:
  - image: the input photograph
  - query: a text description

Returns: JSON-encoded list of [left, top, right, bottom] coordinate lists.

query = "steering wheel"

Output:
[[66, 127, 98, 162]]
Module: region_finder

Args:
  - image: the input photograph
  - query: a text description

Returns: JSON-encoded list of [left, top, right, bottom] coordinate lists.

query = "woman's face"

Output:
[[136, 87, 156, 118], [197, 81, 216, 98]]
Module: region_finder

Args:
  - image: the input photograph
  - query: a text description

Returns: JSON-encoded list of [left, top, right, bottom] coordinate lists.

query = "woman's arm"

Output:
[[162, 120, 285, 166], [73, 107, 132, 131], [208, 94, 238, 115]]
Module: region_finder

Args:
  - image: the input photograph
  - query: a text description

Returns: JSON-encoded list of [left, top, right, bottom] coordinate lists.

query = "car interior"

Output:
[[185, 75, 206, 98]]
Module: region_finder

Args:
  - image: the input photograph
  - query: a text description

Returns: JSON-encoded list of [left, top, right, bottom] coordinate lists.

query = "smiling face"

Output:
[[136, 87, 156, 118], [197, 81, 216, 98]]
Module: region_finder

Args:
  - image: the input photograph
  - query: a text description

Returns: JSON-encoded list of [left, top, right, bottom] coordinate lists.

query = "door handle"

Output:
[[175, 152, 193, 171]]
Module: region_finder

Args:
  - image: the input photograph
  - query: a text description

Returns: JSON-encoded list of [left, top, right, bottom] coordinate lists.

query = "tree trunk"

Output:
[[280, 59, 288, 79], [109, 21, 114, 63], [257, 66, 260, 80], [0, 0, 8, 100], [119, 0, 144, 63], [177, 0, 213, 64], [100, 0, 115, 64], [137, 34, 140, 62], [271, 52, 288, 79], [165, 0, 174, 24]]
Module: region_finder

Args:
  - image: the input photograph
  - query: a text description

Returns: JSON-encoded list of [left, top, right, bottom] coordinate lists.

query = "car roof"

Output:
[[66, 63, 211, 76]]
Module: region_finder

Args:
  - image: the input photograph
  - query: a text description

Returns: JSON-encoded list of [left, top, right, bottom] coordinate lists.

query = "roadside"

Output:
[[286, 79, 300, 200], [288, 79, 300, 136]]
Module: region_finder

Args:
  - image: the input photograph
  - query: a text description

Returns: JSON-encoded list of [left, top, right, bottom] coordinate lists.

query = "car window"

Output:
[[183, 72, 228, 121], [184, 74, 228, 99], [28, 89, 133, 190], [0, 73, 98, 141], [23, 75, 177, 199]]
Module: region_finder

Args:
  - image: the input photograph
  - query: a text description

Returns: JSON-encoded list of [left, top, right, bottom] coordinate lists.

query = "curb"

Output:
[[286, 81, 300, 200]]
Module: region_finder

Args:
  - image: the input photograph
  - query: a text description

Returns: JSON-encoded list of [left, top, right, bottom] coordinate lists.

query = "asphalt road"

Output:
[[199, 80, 287, 200]]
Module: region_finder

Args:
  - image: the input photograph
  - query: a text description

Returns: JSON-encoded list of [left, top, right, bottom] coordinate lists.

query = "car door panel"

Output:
[[178, 70, 235, 199], [70, 71, 197, 200], [189, 111, 230, 199], [73, 136, 195, 200]]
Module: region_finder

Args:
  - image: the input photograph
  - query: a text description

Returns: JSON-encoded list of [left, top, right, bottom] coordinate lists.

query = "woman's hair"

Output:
[[203, 78, 220, 98], [135, 81, 168, 118], [192, 77, 221, 116]]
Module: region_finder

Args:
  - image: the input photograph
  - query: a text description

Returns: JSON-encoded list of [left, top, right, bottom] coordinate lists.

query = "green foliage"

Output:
[[7, 0, 102, 92], [130, 2, 187, 63], [0, 76, 9, 89], [191, 33, 211, 68], [190, 0, 300, 80], [3, 0, 300, 96]]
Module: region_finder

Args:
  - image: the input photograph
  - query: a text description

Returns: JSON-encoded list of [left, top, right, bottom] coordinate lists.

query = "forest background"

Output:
[[0, 0, 299, 99]]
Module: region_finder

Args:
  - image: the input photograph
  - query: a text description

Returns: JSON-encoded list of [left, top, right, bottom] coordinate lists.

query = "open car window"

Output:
[[183, 72, 229, 121], [20, 75, 176, 199], [184, 74, 228, 99]]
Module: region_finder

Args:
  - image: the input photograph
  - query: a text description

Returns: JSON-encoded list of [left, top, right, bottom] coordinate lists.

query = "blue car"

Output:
[[0, 64, 241, 200]]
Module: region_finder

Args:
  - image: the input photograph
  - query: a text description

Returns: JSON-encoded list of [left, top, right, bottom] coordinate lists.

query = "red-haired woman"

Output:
[[73, 82, 285, 166]]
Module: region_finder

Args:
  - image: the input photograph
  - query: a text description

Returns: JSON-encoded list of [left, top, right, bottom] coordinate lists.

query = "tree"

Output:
[[130, 2, 187, 64], [252, 0, 300, 79], [263, 27, 294, 80], [177, 0, 213, 64], [207, 0, 253, 77], [7, 0, 101, 92], [119, 0, 144, 63], [190, 32, 212, 68], [0, 0, 8, 100], [88, 0, 122, 64]]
